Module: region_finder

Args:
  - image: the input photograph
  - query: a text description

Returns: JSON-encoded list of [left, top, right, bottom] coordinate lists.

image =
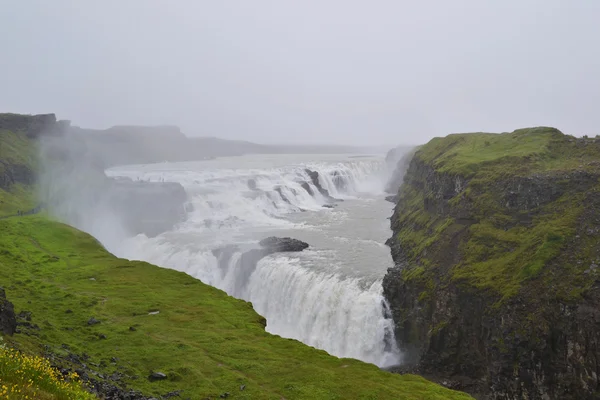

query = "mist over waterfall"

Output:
[[104, 154, 402, 367]]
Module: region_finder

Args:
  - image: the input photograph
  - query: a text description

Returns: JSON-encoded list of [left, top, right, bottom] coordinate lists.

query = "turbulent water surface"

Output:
[[106, 153, 401, 367]]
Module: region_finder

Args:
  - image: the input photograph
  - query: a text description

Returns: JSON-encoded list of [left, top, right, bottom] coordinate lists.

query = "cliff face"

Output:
[[0, 113, 188, 237], [38, 126, 189, 238], [0, 114, 56, 190], [0, 113, 62, 215], [383, 128, 600, 399]]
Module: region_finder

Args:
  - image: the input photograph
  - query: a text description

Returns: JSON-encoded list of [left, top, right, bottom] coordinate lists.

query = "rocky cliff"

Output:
[[383, 127, 600, 399], [0, 113, 62, 214], [1, 113, 188, 237], [38, 123, 189, 238]]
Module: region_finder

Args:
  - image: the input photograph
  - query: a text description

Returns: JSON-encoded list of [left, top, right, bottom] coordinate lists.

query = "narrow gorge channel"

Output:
[[99, 154, 403, 367]]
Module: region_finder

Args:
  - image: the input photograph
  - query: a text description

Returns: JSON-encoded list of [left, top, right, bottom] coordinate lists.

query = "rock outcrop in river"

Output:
[[383, 127, 600, 399]]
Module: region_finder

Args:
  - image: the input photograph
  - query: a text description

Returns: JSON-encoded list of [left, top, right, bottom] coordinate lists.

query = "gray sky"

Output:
[[1, 1, 599, 145]]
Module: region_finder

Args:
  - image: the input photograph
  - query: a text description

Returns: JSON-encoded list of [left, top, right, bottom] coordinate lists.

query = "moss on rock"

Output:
[[384, 127, 600, 399]]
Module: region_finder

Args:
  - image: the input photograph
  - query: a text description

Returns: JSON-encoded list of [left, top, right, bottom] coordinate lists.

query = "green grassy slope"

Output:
[[0, 216, 472, 399], [0, 114, 472, 399], [392, 127, 600, 300]]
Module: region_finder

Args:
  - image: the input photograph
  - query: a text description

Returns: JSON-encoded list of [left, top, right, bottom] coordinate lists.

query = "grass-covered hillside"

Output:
[[391, 127, 600, 299], [0, 114, 472, 399], [384, 127, 600, 398]]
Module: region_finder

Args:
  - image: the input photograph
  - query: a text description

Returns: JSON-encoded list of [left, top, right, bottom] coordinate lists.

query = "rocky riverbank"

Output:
[[383, 128, 600, 399]]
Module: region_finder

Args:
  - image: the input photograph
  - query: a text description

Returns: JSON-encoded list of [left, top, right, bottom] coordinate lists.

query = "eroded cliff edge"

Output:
[[383, 127, 600, 399]]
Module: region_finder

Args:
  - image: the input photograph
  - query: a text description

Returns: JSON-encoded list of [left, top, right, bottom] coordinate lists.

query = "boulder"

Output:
[[259, 237, 309, 252], [0, 288, 17, 335], [148, 371, 167, 382], [385, 195, 398, 204]]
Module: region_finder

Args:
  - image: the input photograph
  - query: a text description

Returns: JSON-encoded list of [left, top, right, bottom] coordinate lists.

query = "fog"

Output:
[[2, 1, 600, 145]]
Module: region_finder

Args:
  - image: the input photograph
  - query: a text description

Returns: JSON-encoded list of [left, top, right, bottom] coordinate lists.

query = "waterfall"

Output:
[[106, 156, 402, 367]]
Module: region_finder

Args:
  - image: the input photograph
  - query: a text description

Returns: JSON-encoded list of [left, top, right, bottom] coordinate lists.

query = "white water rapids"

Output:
[[105, 153, 402, 367]]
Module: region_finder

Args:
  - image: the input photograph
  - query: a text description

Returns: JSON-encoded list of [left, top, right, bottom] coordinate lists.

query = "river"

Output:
[[105, 153, 401, 367]]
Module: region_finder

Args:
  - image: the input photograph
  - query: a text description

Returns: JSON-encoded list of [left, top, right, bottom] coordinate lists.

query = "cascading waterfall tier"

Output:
[[106, 155, 402, 367]]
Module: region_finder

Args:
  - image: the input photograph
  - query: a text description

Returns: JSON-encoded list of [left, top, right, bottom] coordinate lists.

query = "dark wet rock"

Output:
[[98, 333, 107, 340], [304, 169, 343, 203], [331, 170, 348, 191], [0, 113, 58, 139], [129, 326, 137, 331], [274, 186, 291, 204], [305, 169, 333, 200], [300, 181, 314, 196], [385, 195, 398, 203], [247, 179, 258, 190], [162, 391, 183, 399], [259, 237, 309, 252], [0, 288, 17, 335], [45, 349, 154, 400], [16, 321, 40, 332], [0, 162, 35, 190], [17, 310, 32, 321], [87, 317, 101, 326], [148, 371, 167, 382], [322, 204, 336, 209]]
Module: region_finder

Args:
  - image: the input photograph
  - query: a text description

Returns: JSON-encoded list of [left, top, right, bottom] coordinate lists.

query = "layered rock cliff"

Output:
[[38, 122, 189, 238], [383, 127, 600, 399], [1, 113, 188, 237]]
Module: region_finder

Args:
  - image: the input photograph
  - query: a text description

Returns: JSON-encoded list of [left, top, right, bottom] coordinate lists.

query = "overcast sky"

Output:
[[1, 1, 599, 145]]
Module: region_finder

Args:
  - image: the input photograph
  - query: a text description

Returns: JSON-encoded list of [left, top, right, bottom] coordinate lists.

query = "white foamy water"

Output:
[[106, 153, 401, 367]]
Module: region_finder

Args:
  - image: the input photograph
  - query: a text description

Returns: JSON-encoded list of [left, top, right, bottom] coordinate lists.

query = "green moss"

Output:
[[392, 127, 600, 302], [0, 127, 38, 217], [431, 321, 448, 336], [0, 216, 472, 399]]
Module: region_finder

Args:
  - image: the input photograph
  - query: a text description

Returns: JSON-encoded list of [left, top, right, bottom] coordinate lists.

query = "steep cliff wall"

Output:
[[0, 113, 60, 215], [38, 125, 188, 238], [383, 127, 600, 399], [0, 113, 188, 237], [384, 145, 418, 198]]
